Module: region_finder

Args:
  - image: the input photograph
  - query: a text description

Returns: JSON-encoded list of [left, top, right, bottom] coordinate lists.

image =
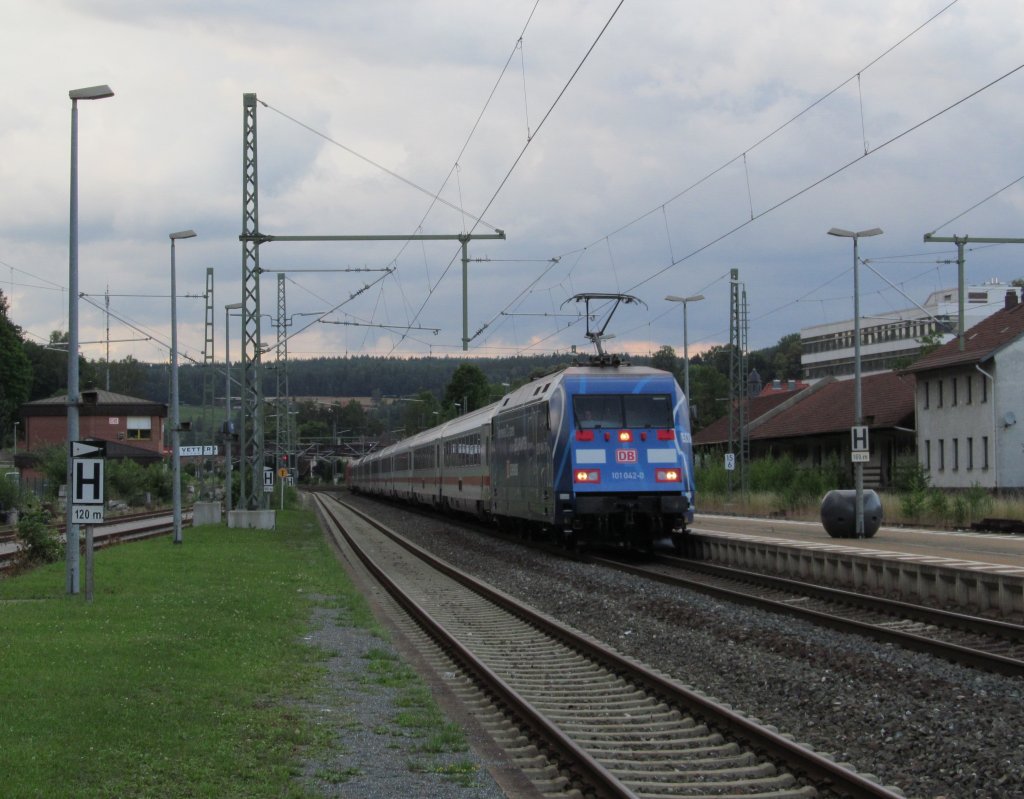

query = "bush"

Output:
[[926, 490, 949, 526], [951, 496, 969, 528], [899, 488, 928, 523], [15, 507, 62, 566], [892, 454, 929, 493], [696, 452, 851, 511], [695, 456, 729, 495], [964, 482, 992, 522], [0, 473, 21, 516]]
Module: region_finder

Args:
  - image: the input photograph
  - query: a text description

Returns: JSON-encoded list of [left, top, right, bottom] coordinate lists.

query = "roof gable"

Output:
[[693, 372, 915, 445], [905, 301, 1024, 373], [752, 372, 914, 440]]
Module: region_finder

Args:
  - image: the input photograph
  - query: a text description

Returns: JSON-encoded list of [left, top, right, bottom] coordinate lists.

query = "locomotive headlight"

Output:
[[574, 469, 601, 483], [618, 430, 632, 442], [655, 468, 681, 482]]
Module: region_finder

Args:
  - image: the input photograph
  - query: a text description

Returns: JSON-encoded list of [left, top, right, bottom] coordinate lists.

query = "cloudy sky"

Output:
[[2, 0, 1022, 371]]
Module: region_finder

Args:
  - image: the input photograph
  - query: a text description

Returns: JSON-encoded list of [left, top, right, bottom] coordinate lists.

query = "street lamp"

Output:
[[665, 294, 705, 405], [66, 84, 114, 594], [169, 229, 197, 544], [827, 226, 883, 538]]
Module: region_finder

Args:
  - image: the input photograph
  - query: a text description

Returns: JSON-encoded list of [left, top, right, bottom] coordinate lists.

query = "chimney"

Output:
[[1006, 290, 1020, 310]]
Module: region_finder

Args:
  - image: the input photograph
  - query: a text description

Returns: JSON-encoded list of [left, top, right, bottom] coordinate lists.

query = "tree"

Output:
[[687, 363, 729, 430], [443, 363, 491, 415], [650, 345, 678, 377], [107, 355, 148, 396], [769, 333, 802, 380], [0, 290, 32, 445], [23, 332, 71, 401], [399, 391, 441, 434]]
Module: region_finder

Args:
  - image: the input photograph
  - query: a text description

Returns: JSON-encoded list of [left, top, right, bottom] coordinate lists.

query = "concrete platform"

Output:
[[227, 509, 276, 530], [688, 528, 1024, 618]]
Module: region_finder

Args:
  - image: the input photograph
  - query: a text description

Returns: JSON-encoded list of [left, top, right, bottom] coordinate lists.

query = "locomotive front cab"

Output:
[[561, 375, 695, 550]]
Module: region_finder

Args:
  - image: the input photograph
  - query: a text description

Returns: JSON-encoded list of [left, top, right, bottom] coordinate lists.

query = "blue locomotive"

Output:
[[348, 362, 695, 551]]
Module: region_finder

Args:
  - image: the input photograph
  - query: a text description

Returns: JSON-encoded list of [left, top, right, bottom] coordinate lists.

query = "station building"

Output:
[[800, 280, 1022, 381], [14, 389, 167, 491]]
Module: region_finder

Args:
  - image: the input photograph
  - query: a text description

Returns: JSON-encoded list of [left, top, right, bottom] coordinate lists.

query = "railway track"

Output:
[[313, 493, 903, 799], [595, 554, 1024, 678], [0, 508, 183, 570]]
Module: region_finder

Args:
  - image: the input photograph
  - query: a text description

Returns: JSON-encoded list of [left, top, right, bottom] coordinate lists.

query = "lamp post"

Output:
[[827, 226, 883, 538], [225, 302, 242, 513], [66, 84, 114, 594], [665, 294, 705, 405], [169, 230, 197, 544]]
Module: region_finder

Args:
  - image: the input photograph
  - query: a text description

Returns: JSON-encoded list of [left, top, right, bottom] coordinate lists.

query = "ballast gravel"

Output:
[[297, 604, 510, 799], [329, 496, 1024, 799]]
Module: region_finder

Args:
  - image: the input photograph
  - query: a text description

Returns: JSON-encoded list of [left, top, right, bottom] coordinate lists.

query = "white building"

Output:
[[801, 279, 1022, 381], [905, 291, 1024, 491]]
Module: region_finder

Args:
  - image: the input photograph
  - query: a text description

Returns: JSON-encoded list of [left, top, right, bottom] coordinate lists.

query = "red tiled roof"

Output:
[[693, 390, 802, 445], [904, 300, 1024, 373], [752, 371, 915, 440], [693, 372, 916, 445]]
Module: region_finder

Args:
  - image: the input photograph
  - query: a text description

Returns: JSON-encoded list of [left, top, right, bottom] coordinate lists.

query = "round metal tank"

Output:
[[820, 489, 882, 538]]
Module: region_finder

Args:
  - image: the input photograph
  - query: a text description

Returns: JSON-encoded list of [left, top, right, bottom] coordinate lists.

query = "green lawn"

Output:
[[0, 511, 350, 798]]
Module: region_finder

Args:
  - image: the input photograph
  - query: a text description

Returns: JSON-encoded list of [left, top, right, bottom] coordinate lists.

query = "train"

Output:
[[347, 361, 696, 551]]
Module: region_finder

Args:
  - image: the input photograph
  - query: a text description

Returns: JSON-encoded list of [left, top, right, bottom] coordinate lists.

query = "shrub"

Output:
[[899, 488, 928, 523], [964, 482, 992, 523], [951, 496, 969, 528], [15, 507, 62, 566], [926, 489, 949, 526], [892, 454, 929, 493], [695, 456, 729, 495]]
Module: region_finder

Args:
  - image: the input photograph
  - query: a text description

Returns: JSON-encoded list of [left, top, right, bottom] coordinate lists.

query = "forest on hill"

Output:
[[3, 288, 802, 444]]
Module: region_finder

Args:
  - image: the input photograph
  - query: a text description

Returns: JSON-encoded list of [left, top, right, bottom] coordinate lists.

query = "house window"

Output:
[[967, 437, 973, 470], [923, 382, 930, 409], [126, 416, 152, 441], [981, 377, 988, 404], [924, 440, 931, 471], [937, 379, 944, 408], [952, 438, 959, 471], [965, 375, 972, 405], [938, 439, 945, 471], [982, 436, 989, 469], [952, 377, 958, 406]]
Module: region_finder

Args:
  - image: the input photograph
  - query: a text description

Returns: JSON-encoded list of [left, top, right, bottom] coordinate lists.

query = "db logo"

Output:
[[615, 449, 638, 463]]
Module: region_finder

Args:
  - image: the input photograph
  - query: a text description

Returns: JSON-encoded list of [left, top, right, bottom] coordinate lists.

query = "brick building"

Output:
[[16, 390, 167, 482]]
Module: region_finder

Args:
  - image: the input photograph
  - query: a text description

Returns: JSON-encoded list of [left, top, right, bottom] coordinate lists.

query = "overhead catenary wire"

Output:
[[386, 0, 626, 355], [469, 2, 973, 357]]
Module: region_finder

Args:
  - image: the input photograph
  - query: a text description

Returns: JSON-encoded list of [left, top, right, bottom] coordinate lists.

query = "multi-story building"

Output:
[[801, 280, 1022, 381], [904, 291, 1024, 491]]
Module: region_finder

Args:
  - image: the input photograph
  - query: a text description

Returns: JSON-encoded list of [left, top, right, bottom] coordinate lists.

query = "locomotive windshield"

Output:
[[574, 394, 673, 429]]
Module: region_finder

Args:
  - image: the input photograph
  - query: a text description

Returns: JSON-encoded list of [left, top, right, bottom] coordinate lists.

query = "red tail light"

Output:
[[575, 430, 594, 441], [657, 429, 675, 440], [655, 468, 681, 482], [574, 469, 601, 484]]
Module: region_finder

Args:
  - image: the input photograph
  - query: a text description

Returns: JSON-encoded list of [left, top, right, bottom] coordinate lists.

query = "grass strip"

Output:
[[0, 510, 346, 799]]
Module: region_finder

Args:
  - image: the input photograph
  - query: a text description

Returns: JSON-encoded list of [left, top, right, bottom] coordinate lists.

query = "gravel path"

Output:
[[340, 495, 1024, 799], [297, 603, 512, 799]]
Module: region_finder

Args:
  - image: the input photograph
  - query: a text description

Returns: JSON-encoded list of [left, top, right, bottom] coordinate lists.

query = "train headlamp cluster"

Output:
[[655, 468, 681, 482], [575, 428, 675, 442], [574, 469, 601, 483]]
